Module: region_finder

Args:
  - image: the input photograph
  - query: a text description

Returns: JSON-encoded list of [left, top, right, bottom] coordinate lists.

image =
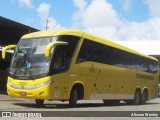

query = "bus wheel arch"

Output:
[[141, 88, 148, 104], [69, 83, 84, 107]]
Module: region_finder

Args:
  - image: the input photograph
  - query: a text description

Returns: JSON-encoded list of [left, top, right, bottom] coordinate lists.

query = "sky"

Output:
[[0, 0, 160, 54]]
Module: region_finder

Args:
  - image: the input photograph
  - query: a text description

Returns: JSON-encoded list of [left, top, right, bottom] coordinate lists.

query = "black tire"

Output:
[[35, 99, 44, 107], [141, 91, 148, 104], [103, 100, 120, 105], [69, 88, 78, 108], [132, 90, 141, 105]]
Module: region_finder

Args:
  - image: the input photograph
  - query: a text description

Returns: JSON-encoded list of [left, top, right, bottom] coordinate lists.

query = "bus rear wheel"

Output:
[[69, 88, 78, 108], [141, 91, 148, 104], [132, 90, 141, 105], [35, 99, 44, 107]]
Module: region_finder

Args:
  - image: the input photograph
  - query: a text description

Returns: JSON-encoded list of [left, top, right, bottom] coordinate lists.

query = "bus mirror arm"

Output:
[[45, 41, 68, 58], [2, 45, 16, 59]]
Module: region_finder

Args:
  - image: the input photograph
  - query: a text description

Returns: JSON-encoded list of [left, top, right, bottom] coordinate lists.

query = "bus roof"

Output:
[[22, 29, 83, 38], [22, 29, 158, 61]]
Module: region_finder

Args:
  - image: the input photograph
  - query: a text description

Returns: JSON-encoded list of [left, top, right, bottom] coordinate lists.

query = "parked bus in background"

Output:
[[2, 30, 159, 107]]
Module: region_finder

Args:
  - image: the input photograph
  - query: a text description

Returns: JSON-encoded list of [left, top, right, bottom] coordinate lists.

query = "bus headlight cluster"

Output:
[[7, 81, 13, 86], [7, 80, 54, 90], [7, 81, 21, 89], [35, 80, 53, 88]]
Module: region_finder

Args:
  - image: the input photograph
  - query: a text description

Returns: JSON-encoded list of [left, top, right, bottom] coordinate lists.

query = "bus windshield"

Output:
[[9, 37, 57, 79], [9, 35, 80, 79]]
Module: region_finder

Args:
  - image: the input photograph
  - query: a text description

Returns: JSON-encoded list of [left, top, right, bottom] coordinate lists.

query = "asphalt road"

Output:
[[0, 91, 160, 120]]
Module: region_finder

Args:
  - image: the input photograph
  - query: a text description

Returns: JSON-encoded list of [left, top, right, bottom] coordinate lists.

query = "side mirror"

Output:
[[2, 45, 16, 59], [45, 41, 68, 58]]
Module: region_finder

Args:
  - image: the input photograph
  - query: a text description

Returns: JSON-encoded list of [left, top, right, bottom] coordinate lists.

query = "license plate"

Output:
[[19, 92, 26, 96]]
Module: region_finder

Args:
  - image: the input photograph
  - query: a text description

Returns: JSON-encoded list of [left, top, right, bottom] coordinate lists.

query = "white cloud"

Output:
[[72, 0, 160, 41], [73, 0, 87, 10], [116, 40, 160, 55], [118, 18, 160, 40], [72, 0, 122, 39], [36, 3, 51, 23], [47, 17, 65, 29], [18, 0, 34, 8], [72, 0, 87, 28], [144, 0, 160, 17], [83, 0, 121, 27], [119, 0, 133, 11], [36, 2, 64, 30]]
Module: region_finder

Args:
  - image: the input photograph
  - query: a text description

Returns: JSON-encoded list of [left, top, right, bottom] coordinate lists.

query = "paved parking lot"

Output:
[[0, 91, 160, 120]]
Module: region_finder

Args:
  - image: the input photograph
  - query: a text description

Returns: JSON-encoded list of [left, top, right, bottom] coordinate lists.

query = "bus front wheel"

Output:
[[35, 99, 44, 107], [69, 88, 78, 108]]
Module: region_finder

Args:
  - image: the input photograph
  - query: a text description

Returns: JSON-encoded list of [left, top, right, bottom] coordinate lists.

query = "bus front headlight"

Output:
[[7, 81, 12, 86], [35, 80, 53, 88]]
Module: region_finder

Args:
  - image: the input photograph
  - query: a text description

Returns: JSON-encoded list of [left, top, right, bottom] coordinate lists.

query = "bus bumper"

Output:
[[7, 84, 54, 100]]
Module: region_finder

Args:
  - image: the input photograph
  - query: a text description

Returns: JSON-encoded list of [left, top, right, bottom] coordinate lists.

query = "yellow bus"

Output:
[[2, 30, 159, 107]]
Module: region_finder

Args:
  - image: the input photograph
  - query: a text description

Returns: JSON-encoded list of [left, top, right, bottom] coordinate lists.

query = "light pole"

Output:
[[45, 20, 49, 30]]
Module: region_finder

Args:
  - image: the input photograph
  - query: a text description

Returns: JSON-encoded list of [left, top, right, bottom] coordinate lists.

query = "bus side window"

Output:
[[53, 53, 65, 70], [50, 35, 80, 74], [77, 39, 90, 63]]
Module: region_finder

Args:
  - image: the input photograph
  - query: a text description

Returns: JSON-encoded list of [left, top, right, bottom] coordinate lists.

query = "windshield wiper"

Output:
[[14, 60, 26, 76], [23, 47, 34, 79], [25, 67, 35, 80]]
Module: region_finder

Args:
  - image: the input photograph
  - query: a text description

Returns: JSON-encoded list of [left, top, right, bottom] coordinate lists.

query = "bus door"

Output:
[[68, 61, 100, 100], [51, 35, 82, 100], [71, 38, 101, 99], [85, 63, 101, 100], [50, 47, 67, 100]]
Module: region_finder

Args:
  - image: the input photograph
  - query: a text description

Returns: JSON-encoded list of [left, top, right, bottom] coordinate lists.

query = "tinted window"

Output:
[[77, 39, 158, 73], [77, 39, 110, 64]]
